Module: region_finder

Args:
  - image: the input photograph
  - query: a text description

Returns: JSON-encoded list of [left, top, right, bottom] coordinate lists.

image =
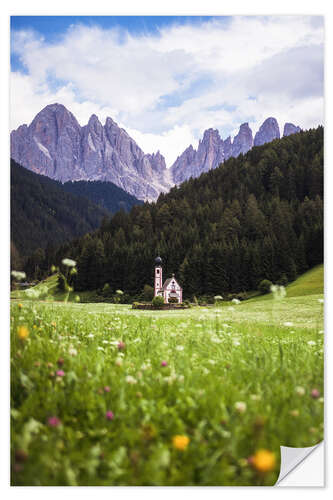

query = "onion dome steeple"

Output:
[[155, 256, 162, 266]]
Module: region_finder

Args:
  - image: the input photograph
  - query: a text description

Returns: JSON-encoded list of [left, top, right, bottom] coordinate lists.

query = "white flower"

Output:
[[211, 337, 222, 344], [125, 375, 137, 385], [318, 298, 324, 304], [62, 258, 76, 267], [234, 401, 247, 414], [176, 345, 184, 351], [307, 340, 316, 346], [87, 333, 94, 338], [283, 322, 293, 327], [97, 347, 104, 351], [208, 359, 216, 365], [115, 357, 123, 366], [233, 340, 241, 346], [68, 347, 78, 356], [295, 386, 305, 396], [271, 285, 286, 300], [11, 270, 26, 281]]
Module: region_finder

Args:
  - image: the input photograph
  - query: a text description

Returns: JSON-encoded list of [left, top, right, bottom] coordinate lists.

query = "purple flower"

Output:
[[104, 386, 111, 392], [56, 370, 65, 377], [311, 388, 320, 399], [117, 341, 126, 351], [106, 410, 114, 421], [48, 416, 61, 427], [161, 361, 168, 367]]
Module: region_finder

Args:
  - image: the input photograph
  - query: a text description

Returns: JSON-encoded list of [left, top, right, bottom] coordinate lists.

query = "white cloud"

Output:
[[11, 16, 324, 166]]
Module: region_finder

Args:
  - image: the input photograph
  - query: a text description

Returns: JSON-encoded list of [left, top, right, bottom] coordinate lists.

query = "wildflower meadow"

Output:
[[10, 269, 324, 486]]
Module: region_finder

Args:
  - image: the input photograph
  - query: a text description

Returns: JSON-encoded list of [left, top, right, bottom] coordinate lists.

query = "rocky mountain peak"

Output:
[[254, 117, 280, 146], [232, 122, 253, 157], [10, 104, 172, 201], [283, 123, 301, 137]]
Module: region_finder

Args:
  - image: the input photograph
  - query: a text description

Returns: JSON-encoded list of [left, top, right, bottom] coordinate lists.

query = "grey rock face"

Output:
[[171, 145, 197, 185], [231, 123, 253, 157], [254, 117, 280, 146], [283, 123, 301, 137], [170, 129, 225, 184], [170, 124, 254, 185], [222, 136, 233, 161], [10, 104, 172, 201]]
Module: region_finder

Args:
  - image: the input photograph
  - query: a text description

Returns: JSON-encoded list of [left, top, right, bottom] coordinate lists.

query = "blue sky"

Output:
[[10, 15, 324, 166]]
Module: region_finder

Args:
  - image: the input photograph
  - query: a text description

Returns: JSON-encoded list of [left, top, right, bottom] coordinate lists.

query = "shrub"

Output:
[[102, 283, 112, 297], [152, 295, 165, 308], [168, 297, 178, 304], [142, 284, 154, 302], [258, 279, 273, 295], [277, 274, 288, 287]]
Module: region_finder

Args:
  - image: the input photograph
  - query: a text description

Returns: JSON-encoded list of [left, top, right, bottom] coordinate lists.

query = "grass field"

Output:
[[10, 267, 324, 486]]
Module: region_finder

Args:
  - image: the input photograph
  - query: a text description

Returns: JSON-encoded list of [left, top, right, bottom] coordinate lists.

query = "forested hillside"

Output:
[[62, 180, 143, 214], [29, 127, 323, 298], [11, 160, 108, 261]]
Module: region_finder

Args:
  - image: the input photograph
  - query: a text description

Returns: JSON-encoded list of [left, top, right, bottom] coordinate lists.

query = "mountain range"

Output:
[[10, 103, 301, 200]]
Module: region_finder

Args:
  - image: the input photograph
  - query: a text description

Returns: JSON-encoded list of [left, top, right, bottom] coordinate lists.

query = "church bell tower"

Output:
[[154, 256, 163, 297]]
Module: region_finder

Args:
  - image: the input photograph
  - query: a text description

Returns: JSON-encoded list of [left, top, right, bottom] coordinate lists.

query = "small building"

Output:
[[154, 256, 183, 303]]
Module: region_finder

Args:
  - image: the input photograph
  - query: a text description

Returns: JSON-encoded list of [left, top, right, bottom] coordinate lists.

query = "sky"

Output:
[[10, 15, 324, 166]]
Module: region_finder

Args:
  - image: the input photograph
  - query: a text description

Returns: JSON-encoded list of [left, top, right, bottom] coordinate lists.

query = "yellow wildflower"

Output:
[[252, 449, 276, 472], [17, 326, 29, 340], [172, 435, 190, 451], [18, 303, 22, 309]]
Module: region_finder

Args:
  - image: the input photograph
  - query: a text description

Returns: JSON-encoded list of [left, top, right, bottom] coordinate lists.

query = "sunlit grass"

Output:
[[11, 289, 324, 486]]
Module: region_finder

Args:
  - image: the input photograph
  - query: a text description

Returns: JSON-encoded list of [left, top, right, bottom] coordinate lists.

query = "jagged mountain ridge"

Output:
[[10, 104, 172, 201], [171, 117, 301, 185], [11, 103, 302, 197]]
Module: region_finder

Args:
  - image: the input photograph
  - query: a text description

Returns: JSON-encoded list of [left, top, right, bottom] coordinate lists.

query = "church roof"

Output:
[[162, 275, 182, 290]]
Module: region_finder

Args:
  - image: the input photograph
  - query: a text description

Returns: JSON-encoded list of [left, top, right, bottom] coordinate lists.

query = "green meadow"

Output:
[[10, 266, 324, 486]]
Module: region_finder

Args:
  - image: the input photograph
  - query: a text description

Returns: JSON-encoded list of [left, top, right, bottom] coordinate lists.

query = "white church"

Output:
[[154, 256, 183, 304]]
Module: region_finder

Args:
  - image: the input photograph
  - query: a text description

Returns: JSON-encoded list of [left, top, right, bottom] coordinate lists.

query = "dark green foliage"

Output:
[[11, 160, 108, 258], [62, 180, 143, 214], [142, 284, 154, 302], [277, 274, 289, 286], [26, 127, 323, 296], [258, 279, 273, 295], [152, 295, 165, 308], [57, 273, 67, 292], [168, 297, 178, 304]]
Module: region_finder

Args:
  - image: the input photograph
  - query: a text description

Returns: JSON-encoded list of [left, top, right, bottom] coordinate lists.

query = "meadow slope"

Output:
[[10, 268, 324, 486]]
